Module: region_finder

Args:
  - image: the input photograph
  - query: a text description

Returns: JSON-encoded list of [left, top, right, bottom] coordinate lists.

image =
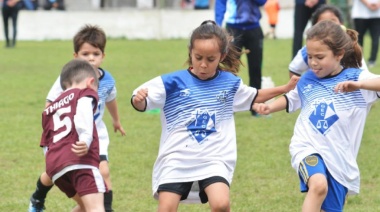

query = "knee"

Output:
[[210, 200, 230, 212], [99, 161, 110, 179], [308, 175, 328, 197]]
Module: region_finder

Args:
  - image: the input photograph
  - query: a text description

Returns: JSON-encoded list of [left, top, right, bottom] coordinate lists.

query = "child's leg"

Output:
[[302, 173, 327, 212], [158, 191, 181, 212], [199, 176, 230, 212], [80, 193, 105, 212], [204, 182, 230, 212], [29, 172, 54, 211], [99, 126, 114, 212], [71, 194, 85, 212], [100, 160, 113, 212], [100, 156, 113, 211], [298, 155, 330, 212], [157, 182, 193, 212]]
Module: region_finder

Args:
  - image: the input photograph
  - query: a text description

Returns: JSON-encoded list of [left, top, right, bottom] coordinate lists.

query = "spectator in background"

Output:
[[264, 0, 280, 39], [43, 0, 64, 10], [292, 0, 325, 58], [351, 0, 380, 68], [215, 0, 267, 117], [1, 0, 22, 48], [194, 0, 210, 9], [20, 0, 37, 10]]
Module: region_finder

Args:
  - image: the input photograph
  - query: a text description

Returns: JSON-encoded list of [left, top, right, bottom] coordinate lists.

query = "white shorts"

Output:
[[97, 121, 110, 159]]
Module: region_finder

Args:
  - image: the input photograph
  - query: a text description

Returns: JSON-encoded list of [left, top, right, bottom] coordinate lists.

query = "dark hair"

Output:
[[73, 25, 106, 53], [306, 20, 362, 68], [60, 59, 98, 90], [311, 4, 344, 25], [187, 20, 242, 75]]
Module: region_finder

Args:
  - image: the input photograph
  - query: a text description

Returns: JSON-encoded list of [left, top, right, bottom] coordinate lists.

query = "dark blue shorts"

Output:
[[157, 176, 229, 203]]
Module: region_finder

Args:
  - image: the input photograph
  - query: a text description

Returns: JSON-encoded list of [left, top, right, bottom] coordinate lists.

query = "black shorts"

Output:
[[157, 176, 229, 203]]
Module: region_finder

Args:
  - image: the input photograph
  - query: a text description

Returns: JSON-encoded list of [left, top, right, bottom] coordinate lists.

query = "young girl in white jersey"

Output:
[[254, 20, 380, 211], [131, 20, 299, 211]]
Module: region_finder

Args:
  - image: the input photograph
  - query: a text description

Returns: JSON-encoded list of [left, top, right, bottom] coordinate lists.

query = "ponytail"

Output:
[[341, 29, 362, 68]]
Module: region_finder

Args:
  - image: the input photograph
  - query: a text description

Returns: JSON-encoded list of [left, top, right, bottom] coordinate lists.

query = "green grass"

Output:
[[1, 37, 380, 211]]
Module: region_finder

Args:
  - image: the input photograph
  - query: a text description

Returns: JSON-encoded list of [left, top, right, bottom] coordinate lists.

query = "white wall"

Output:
[[0, 8, 295, 41]]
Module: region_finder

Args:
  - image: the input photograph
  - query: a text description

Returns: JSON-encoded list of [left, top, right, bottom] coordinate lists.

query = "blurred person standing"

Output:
[[264, 0, 280, 39], [1, 0, 22, 48], [292, 0, 325, 58], [215, 0, 267, 117], [43, 0, 64, 10], [351, 0, 380, 68]]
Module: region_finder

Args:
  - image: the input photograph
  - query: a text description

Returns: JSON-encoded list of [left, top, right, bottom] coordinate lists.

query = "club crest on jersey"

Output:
[[187, 108, 216, 143], [309, 99, 339, 135], [216, 90, 229, 103]]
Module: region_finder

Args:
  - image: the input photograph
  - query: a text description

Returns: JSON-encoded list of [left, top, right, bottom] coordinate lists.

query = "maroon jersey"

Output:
[[41, 88, 99, 179]]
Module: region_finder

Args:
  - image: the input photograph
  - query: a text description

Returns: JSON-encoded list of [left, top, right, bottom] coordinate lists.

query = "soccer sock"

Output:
[[104, 190, 113, 212], [32, 177, 54, 201]]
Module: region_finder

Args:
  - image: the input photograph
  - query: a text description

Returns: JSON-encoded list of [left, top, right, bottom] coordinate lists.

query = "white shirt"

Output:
[[351, 0, 380, 19], [132, 70, 257, 202], [286, 68, 380, 195]]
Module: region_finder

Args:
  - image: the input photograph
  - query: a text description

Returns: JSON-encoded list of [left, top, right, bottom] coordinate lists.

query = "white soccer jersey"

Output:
[[132, 69, 257, 202], [289, 46, 368, 76], [46, 68, 116, 155], [286, 68, 380, 195]]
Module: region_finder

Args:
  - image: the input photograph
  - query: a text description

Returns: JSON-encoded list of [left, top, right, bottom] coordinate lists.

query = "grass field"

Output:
[[1, 37, 380, 211]]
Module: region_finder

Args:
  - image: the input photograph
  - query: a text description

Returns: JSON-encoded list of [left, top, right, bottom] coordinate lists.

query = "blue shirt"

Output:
[[215, 0, 267, 30]]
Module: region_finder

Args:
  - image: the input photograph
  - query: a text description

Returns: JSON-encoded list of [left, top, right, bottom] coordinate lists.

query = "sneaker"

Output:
[[28, 197, 45, 212]]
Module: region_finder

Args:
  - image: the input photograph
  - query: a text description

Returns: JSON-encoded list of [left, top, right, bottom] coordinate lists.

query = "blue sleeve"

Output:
[[215, 0, 227, 26], [255, 0, 267, 6]]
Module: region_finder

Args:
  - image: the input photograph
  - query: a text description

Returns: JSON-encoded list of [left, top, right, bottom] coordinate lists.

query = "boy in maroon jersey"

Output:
[[41, 58, 106, 212]]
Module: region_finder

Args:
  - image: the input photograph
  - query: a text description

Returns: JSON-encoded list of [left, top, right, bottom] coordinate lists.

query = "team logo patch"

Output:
[[309, 99, 339, 135], [305, 155, 318, 166], [187, 108, 216, 143], [216, 90, 229, 103]]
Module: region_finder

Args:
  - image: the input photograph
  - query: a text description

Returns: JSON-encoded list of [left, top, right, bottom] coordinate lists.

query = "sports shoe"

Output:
[[28, 197, 45, 212]]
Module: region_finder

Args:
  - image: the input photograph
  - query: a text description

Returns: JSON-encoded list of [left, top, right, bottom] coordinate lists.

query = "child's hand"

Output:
[[132, 88, 148, 111], [71, 141, 88, 157], [334, 81, 360, 93], [133, 88, 148, 103], [285, 75, 300, 92], [253, 103, 271, 115], [113, 121, 126, 136]]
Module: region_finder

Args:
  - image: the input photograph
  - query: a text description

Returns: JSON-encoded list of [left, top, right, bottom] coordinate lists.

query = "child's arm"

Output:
[[131, 88, 148, 111], [45, 76, 62, 108], [72, 96, 95, 156], [253, 96, 287, 115], [334, 77, 380, 93], [254, 75, 299, 103], [106, 99, 126, 136]]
